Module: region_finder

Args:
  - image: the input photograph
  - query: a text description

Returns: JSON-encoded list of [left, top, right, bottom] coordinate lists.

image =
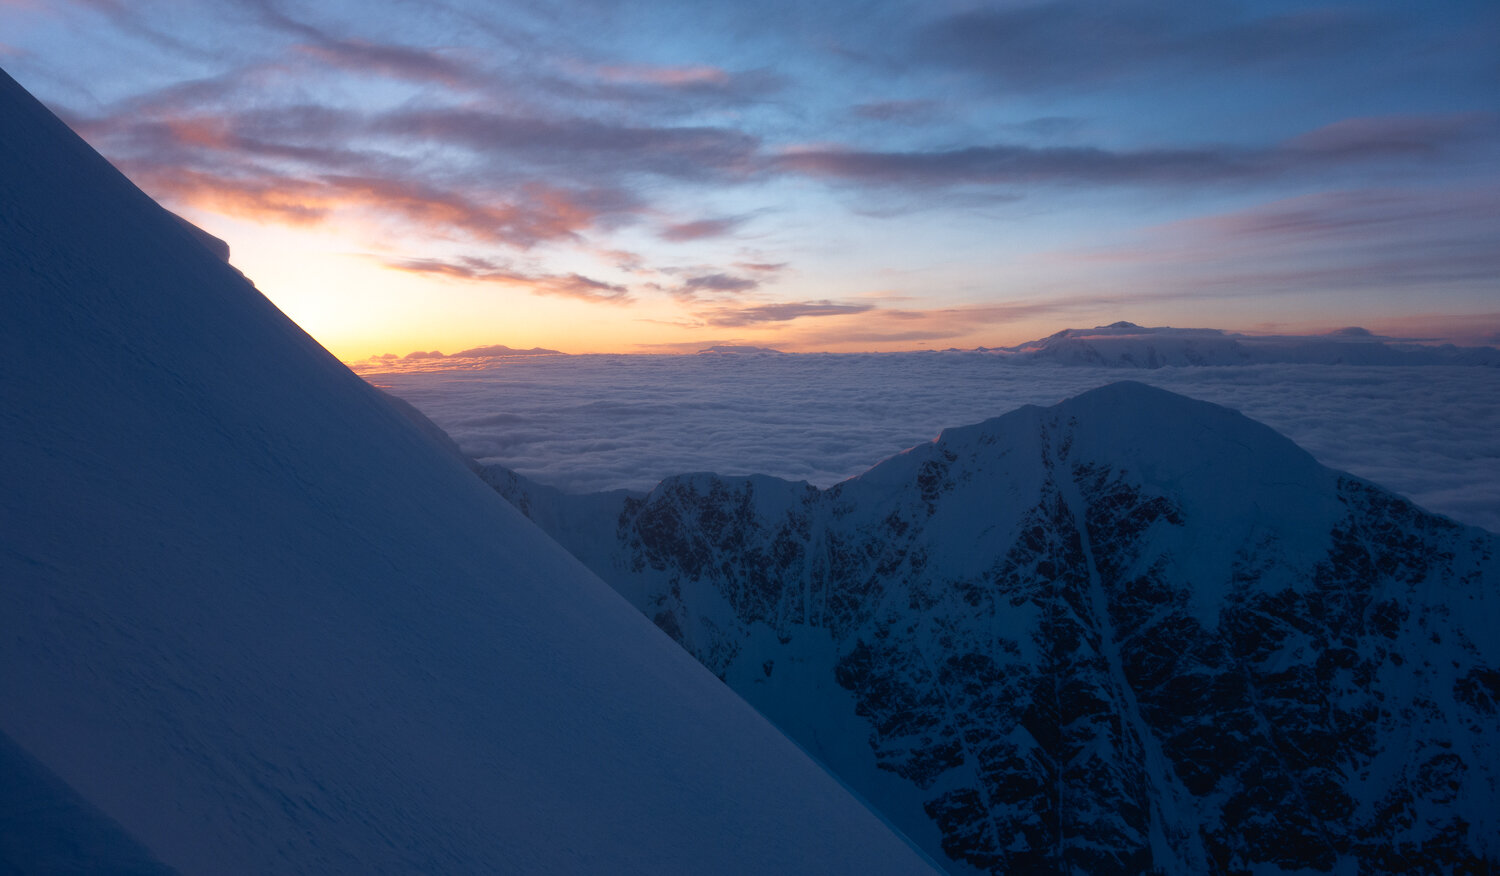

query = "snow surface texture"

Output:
[[0, 729, 178, 875], [490, 382, 1500, 874], [364, 353, 1500, 533], [0, 67, 939, 875]]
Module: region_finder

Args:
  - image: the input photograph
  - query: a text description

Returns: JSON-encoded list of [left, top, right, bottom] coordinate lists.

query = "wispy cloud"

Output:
[[850, 100, 939, 122], [694, 300, 875, 327], [370, 108, 760, 180], [597, 63, 728, 87], [292, 40, 485, 88], [1037, 185, 1500, 307], [775, 142, 1250, 187], [673, 272, 761, 299], [1284, 113, 1497, 159], [385, 256, 632, 303], [10, 0, 1495, 351], [774, 112, 1492, 190], [913, 3, 1386, 90], [660, 215, 749, 241]]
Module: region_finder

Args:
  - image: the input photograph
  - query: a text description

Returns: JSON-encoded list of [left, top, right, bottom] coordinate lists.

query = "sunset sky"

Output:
[[3, 0, 1497, 358]]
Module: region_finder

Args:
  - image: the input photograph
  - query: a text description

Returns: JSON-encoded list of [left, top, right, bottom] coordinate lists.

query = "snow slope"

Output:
[[490, 382, 1500, 874], [0, 729, 178, 875], [0, 67, 938, 875]]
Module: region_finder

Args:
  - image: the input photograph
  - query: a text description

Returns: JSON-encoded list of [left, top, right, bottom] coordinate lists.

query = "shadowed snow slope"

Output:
[[0, 68, 937, 875]]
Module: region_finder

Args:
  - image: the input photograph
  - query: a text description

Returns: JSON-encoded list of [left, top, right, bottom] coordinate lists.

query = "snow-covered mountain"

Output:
[[993, 321, 1500, 367], [0, 67, 939, 874], [487, 381, 1500, 874]]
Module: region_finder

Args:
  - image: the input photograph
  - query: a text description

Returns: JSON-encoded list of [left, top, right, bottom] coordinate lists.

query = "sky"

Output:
[[3, 0, 1497, 358]]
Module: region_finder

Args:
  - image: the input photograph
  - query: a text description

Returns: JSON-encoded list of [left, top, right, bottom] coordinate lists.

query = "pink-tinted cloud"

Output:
[[660, 216, 748, 241], [597, 64, 731, 87], [1285, 113, 1497, 159], [561, 60, 784, 109], [123, 163, 616, 248], [386, 256, 632, 303], [239, 0, 490, 88], [671, 272, 761, 302], [695, 300, 874, 327], [292, 39, 485, 88]]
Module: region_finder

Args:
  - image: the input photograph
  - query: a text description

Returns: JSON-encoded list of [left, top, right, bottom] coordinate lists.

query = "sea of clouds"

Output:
[[363, 354, 1500, 532]]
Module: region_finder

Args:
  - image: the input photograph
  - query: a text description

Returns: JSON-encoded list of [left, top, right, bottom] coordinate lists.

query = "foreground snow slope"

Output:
[[0, 67, 937, 875]]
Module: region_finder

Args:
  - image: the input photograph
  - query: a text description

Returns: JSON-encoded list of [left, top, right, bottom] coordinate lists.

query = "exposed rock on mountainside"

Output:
[[487, 382, 1499, 874]]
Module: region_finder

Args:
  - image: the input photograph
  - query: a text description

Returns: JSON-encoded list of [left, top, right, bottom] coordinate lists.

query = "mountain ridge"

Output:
[[987, 322, 1500, 367], [486, 381, 1499, 874]]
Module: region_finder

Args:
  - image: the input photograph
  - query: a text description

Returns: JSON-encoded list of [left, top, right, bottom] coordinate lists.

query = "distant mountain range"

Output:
[[486, 381, 1500, 874], [363, 322, 1499, 369], [982, 321, 1500, 367], [698, 344, 785, 354]]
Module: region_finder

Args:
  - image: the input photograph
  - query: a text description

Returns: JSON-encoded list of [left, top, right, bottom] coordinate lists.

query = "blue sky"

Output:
[[3, 0, 1497, 356]]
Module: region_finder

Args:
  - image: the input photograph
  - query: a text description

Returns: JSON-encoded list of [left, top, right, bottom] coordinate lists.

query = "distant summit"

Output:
[[994, 322, 1500, 367], [377, 344, 561, 361], [698, 344, 784, 354], [451, 343, 561, 358]]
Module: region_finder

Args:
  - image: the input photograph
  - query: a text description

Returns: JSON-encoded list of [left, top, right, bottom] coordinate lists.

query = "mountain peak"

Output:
[[488, 383, 1500, 874]]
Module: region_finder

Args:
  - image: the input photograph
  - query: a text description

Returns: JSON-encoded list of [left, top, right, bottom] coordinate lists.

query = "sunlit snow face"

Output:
[[365, 356, 1500, 533], [4, 0, 1498, 357]]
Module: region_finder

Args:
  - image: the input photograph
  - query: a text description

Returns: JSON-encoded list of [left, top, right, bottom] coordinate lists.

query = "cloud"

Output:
[[386, 257, 632, 303], [597, 63, 731, 87], [680, 273, 760, 295], [292, 40, 485, 87], [1284, 113, 1497, 159], [66, 96, 650, 247], [368, 356, 1500, 533], [1054, 185, 1500, 302], [851, 100, 939, 122], [913, 3, 1385, 90], [775, 142, 1250, 188], [369, 108, 760, 181], [695, 300, 875, 327], [50, 0, 217, 58], [774, 113, 1489, 190], [660, 216, 749, 241], [552, 61, 785, 112], [236, 0, 492, 88]]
